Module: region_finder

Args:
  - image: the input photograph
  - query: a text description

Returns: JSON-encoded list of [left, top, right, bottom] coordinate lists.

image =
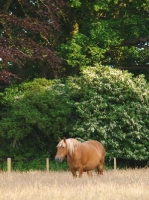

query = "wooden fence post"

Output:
[[114, 157, 117, 170], [7, 158, 11, 172], [46, 158, 49, 172]]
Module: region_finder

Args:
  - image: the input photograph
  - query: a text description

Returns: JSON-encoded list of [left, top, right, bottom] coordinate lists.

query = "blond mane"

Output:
[[58, 138, 81, 156]]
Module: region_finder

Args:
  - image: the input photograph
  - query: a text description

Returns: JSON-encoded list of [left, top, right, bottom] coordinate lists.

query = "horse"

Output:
[[55, 137, 106, 178]]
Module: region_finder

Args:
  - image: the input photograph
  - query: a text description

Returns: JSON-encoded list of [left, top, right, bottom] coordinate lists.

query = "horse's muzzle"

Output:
[[55, 156, 63, 162]]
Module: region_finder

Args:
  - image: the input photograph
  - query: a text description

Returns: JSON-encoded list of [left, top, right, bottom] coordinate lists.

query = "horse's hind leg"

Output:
[[70, 168, 77, 178], [96, 160, 104, 175], [99, 163, 104, 175]]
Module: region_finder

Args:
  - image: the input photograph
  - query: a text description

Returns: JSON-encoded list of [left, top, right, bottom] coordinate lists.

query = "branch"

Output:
[[3, 0, 12, 12], [121, 35, 149, 48]]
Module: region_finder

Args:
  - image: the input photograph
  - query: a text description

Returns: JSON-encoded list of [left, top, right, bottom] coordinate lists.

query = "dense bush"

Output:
[[66, 64, 149, 161], [0, 78, 72, 161], [0, 65, 149, 170]]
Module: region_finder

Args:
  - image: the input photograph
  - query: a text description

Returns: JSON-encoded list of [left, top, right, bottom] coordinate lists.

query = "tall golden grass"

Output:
[[0, 168, 149, 200]]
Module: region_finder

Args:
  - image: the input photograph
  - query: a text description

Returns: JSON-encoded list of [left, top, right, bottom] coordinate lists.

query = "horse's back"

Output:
[[82, 140, 105, 160], [83, 140, 105, 152]]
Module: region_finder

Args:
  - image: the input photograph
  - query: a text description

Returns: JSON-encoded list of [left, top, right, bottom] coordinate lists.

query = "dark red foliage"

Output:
[[0, 70, 19, 83], [0, 0, 67, 84]]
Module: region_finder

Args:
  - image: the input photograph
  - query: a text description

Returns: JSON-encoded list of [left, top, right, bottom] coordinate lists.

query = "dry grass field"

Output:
[[0, 168, 149, 200]]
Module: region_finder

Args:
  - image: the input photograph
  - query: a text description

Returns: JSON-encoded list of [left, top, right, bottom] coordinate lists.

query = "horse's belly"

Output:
[[68, 160, 97, 171], [69, 164, 96, 171], [83, 162, 98, 171]]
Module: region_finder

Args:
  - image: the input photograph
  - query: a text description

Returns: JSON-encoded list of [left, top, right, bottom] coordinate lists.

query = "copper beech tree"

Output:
[[0, 0, 67, 85]]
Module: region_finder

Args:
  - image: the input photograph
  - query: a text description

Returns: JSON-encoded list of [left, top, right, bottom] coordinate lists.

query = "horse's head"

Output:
[[55, 137, 68, 162]]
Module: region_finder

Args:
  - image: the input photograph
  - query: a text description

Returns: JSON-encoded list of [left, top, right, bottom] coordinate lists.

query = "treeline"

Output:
[[0, 65, 149, 169], [1, 0, 149, 87]]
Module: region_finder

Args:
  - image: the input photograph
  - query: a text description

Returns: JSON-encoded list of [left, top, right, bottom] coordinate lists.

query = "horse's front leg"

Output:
[[70, 167, 77, 178], [78, 166, 84, 178]]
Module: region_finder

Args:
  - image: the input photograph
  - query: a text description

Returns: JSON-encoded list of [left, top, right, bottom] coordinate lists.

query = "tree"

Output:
[[59, 0, 149, 78], [1, 0, 149, 85], [0, 78, 72, 161], [0, 0, 67, 85]]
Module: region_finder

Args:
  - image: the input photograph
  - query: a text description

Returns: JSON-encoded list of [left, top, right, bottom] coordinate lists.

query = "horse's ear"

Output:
[[63, 137, 66, 143], [58, 137, 61, 142]]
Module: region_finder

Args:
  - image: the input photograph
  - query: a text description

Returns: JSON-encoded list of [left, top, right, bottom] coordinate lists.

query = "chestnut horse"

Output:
[[55, 137, 106, 178]]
